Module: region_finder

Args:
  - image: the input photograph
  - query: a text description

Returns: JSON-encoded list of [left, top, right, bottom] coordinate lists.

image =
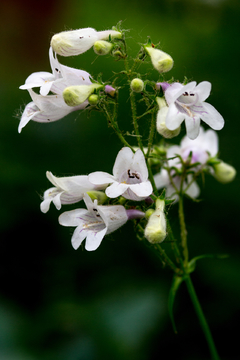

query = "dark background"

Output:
[[0, 0, 239, 359]]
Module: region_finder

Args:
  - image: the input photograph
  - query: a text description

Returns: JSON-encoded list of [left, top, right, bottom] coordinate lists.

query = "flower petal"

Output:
[[129, 181, 153, 197], [88, 171, 115, 185], [132, 149, 148, 181], [105, 182, 129, 198], [185, 116, 201, 140], [58, 209, 89, 227], [71, 227, 88, 250], [18, 102, 42, 133], [201, 102, 224, 130], [112, 147, 134, 179], [165, 103, 185, 130], [194, 81, 211, 102], [85, 227, 107, 251]]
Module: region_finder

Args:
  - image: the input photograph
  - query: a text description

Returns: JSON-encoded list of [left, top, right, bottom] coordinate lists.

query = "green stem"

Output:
[[130, 91, 144, 151], [185, 275, 221, 360], [178, 194, 188, 265]]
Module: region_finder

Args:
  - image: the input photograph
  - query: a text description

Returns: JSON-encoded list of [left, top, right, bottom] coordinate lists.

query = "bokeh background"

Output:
[[0, 0, 239, 359]]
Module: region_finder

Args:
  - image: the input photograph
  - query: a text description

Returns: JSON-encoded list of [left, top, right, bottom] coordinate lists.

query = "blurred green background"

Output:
[[0, 0, 239, 359]]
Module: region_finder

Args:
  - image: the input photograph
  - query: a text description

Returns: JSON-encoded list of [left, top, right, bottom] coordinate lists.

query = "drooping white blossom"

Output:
[[18, 48, 92, 133], [164, 81, 224, 140], [51, 27, 122, 57], [58, 193, 128, 251], [88, 147, 153, 201], [40, 171, 107, 213]]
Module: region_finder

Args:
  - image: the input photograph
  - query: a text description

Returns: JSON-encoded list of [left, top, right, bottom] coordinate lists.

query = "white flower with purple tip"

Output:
[[40, 171, 106, 213], [88, 147, 153, 201], [164, 81, 224, 140], [58, 193, 128, 251]]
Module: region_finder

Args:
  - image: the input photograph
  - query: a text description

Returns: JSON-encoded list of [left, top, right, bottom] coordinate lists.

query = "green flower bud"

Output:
[[93, 40, 114, 55], [145, 209, 155, 219], [145, 46, 173, 73], [88, 94, 99, 105], [213, 161, 236, 183], [130, 78, 144, 93], [86, 191, 107, 204], [144, 199, 167, 244], [63, 84, 103, 106]]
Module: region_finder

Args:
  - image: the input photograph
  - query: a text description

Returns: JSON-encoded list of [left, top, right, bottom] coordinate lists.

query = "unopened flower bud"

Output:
[[213, 161, 236, 183], [145, 46, 173, 73], [144, 199, 167, 244], [126, 209, 145, 220], [88, 94, 99, 105], [105, 85, 116, 97], [93, 40, 113, 55], [51, 28, 98, 57], [63, 84, 103, 106], [145, 209, 155, 219], [156, 97, 180, 138], [130, 78, 144, 93], [86, 191, 107, 204]]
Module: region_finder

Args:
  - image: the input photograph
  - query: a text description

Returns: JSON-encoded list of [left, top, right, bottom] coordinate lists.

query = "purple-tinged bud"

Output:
[[158, 82, 170, 92], [126, 209, 145, 220], [105, 85, 116, 97], [144, 196, 154, 205]]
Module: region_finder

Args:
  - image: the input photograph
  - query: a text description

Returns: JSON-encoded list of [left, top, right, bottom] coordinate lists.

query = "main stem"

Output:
[[184, 275, 221, 360]]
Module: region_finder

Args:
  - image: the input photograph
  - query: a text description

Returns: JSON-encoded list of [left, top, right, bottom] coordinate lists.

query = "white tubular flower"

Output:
[[164, 81, 224, 140], [168, 126, 219, 166], [19, 47, 91, 96], [156, 97, 181, 138], [18, 89, 87, 133], [58, 193, 128, 251], [154, 170, 200, 201], [213, 162, 236, 183], [145, 46, 173, 73], [88, 147, 153, 201], [40, 171, 106, 213], [51, 27, 121, 57], [153, 127, 218, 200], [18, 48, 92, 133], [144, 199, 167, 244]]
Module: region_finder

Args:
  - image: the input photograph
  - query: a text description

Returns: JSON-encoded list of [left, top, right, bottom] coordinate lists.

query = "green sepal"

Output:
[[168, 275, 184, 333]]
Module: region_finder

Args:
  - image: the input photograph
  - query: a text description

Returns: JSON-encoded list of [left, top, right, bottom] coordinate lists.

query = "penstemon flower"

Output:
[[88, 147, 153, 201], [18, 48, 92, 133], [58, 193, 128, 251], [163, 81, 224, 139], [19, 47, 91, 96], [40, 171, 107, 213], [154, 127, 219, 199]]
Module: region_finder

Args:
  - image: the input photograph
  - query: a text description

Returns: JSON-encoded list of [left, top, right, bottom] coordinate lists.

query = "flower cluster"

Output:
[[18, 24, 235, 252]]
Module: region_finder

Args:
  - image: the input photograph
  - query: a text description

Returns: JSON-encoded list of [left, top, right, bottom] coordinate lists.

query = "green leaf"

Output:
[[168, 275, 183, 333], [187, 254, 229, 274]]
